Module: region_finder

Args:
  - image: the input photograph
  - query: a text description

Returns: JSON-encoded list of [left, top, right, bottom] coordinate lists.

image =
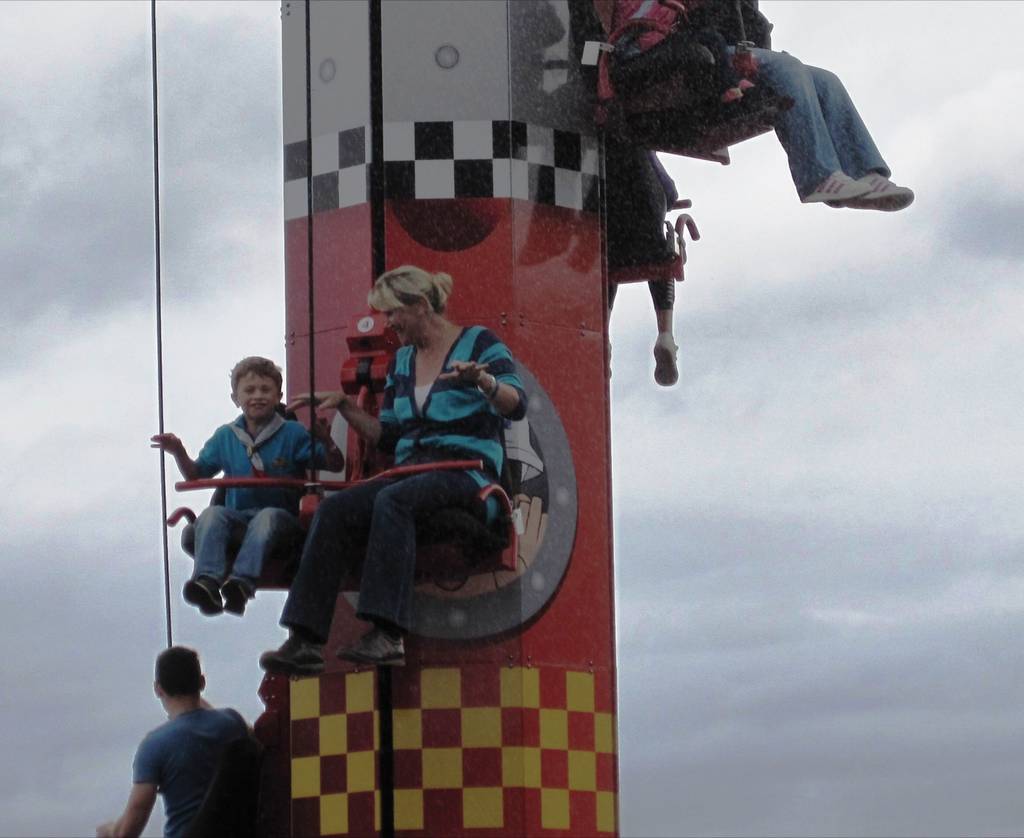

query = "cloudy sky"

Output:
[[2, 1, 1023, 836]]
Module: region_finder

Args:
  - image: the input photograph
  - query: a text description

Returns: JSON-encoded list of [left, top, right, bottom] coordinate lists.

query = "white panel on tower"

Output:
[[380, 0, 510, 123]]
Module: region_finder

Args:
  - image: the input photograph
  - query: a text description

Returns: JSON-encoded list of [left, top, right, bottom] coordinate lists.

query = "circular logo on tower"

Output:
[[411, 364, 577, 639]]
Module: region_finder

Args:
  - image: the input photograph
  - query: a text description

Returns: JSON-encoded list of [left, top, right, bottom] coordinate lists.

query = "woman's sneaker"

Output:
[[653, 332, 679, 387], [337, 628, 405, 667], [259, 635, 325, 676], [801, 171, 872, 204], [828, 172, 914, 211]]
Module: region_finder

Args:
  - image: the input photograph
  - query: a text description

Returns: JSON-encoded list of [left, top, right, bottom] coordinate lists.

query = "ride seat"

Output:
[[166, 314, 519, 594], [170, 503, 303, 590], [167, 405, 306, 591], [608, 198, 700, 286], [578, 0, 793, 163], [338, 314, 519, 589]]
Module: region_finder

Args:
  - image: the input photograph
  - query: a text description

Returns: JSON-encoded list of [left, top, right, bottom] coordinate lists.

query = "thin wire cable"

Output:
[[304, 0, 318, 482], [151, 0, 174, 649]]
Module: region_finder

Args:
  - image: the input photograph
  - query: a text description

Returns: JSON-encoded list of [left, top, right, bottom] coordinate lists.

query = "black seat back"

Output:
[[184, 734, 263, 838], [610, 33, 717, 102], [606, 141, 674, 270]]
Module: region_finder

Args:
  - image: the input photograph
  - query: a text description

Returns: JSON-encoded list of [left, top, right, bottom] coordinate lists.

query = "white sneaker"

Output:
[[653, 332, 678, 387], [801, 171, 872, 204], [829, 172, 914, 212]]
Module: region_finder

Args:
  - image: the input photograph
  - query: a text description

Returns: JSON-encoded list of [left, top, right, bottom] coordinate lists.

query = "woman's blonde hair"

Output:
[[368, 265, 454, 314]]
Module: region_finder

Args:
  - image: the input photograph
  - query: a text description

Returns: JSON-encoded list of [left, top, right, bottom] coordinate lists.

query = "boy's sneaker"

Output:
[[221, 578, 254, 616], [183, 576, 223, 616], [337, 628, 405, 667], [259, 635, 325, 676], [653, 332, 679, 387], [801, 171, 872, 204], [828, 172, 914, 212]]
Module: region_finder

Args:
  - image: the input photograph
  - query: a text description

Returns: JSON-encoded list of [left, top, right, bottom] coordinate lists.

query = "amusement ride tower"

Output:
[[254, 2, 619, 836]]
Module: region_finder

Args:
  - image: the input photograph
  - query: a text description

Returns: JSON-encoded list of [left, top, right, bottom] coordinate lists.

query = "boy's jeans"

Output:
[[193, 506, 304, 587], [734, 47, 890, 198]]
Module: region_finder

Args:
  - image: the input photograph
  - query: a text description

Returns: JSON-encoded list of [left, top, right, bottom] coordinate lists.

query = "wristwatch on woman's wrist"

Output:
[[478, 373, 499, 399]]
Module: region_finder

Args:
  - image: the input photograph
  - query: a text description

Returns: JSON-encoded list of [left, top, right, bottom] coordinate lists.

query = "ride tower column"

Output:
[[261, 2, 618, 835]]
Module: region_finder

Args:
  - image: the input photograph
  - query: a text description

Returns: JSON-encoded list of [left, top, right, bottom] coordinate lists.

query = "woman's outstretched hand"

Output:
[[285, 390, 349, 414], [439, 360, 489, 385]]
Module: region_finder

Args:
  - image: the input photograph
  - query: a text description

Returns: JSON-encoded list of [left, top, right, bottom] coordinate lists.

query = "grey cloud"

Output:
[[942, 187, 1024, 263], [614, 506, 1024, 836], [619, 509, 1014, 605], [6, 4, 1024, 837], [0, 13, 282, 359], [620, 620, 1024, 836]]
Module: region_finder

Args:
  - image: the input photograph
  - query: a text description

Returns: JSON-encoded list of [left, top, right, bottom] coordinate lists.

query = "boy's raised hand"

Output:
[[150, 433, 186, 457], [150, 433, 199, 480]]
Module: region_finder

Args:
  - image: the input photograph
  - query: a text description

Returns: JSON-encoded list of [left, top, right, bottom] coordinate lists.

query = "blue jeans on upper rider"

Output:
[[280, 469, 481, 643], [736, 47, 890, 198], [193, 505, 304, 588]]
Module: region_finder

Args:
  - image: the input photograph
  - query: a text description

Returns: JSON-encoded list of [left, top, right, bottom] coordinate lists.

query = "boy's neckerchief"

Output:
[[229, 413, 286, 474]]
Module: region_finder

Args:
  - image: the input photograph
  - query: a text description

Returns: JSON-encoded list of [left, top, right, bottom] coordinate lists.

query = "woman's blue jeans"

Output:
[[738, 47, 890, 197], [193, 505, 304, 587], [280, 470, 480, 642]]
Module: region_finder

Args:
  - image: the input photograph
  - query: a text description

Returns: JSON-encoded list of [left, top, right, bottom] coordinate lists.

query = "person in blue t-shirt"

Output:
[[152, 356, 343, 616], [259, 265, 527, 672], [97, 647, 248, 838]]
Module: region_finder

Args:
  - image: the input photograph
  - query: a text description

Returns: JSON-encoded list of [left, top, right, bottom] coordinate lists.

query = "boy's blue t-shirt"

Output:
[[193, 417, 326, 512], [132, 707, 247, 838]]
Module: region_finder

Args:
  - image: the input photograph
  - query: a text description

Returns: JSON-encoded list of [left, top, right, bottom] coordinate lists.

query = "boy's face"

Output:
[[232, 372, 281, 425]]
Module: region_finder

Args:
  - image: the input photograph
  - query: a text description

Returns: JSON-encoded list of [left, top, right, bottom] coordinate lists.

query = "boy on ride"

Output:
[[152, 356, 343, 617]]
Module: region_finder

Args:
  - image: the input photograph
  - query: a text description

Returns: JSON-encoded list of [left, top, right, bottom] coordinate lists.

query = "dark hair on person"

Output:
[[155, 646, 203, 697], [230, 356, 283, 393]]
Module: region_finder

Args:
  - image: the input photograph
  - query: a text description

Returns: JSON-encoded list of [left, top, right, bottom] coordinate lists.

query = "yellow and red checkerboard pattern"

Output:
[[289, 665, 617, 836], [290, 670, 381, 836]]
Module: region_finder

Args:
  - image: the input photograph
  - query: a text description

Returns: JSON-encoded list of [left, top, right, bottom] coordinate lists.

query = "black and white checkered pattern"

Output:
[[283, 121, 600, 220], [284, 126, 371, 221]]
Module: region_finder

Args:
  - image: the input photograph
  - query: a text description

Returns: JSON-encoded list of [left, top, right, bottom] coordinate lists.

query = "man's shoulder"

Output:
[[136, 716, 177, 761], [201, 707, 249, 741], [188, 700, 245, 721], [141, 708, 245, 753], [210, 706, 248, 729], [151, 707, 245, 734]]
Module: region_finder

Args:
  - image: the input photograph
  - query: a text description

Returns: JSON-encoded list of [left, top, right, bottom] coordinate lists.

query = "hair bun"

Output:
[[432, 272, 453, 309]]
